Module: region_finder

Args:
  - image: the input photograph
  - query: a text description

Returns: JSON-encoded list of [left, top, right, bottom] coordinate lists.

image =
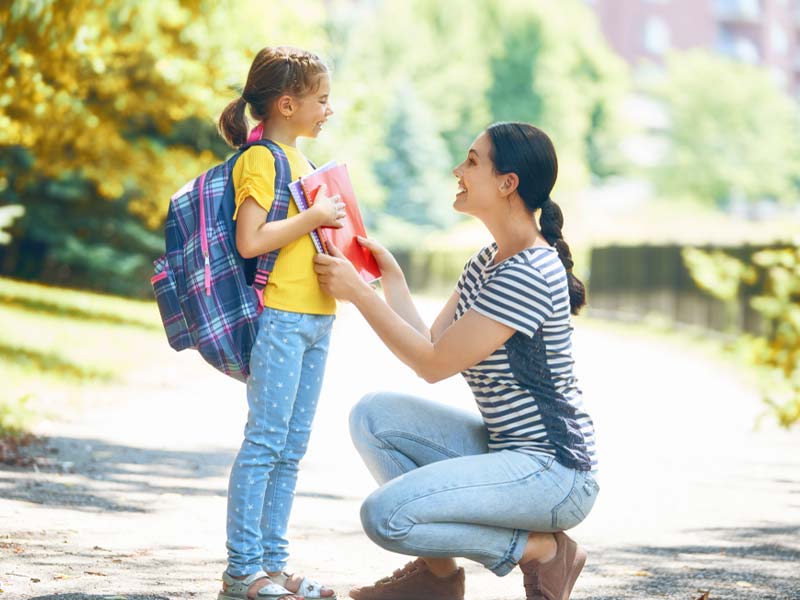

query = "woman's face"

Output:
[[452, 131, 506, 216]]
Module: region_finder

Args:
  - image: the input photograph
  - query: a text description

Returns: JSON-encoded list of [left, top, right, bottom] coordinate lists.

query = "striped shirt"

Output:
[[455, 243, 597, 471]]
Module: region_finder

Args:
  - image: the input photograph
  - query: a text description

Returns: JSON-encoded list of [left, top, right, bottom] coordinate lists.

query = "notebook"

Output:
[[294, 163, 381, 283]]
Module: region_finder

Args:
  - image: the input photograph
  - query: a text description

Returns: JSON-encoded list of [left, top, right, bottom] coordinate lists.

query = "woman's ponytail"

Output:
[[218, 96, 249, 148], [540, 198, 586, 315]]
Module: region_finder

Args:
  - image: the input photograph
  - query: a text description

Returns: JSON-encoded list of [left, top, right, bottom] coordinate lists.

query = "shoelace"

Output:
[[374, 560, 424, 586]]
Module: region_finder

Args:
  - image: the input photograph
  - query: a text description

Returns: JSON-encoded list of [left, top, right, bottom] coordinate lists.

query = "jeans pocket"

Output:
[[269, 308, 304, 325], [551, 472, 596, 530]]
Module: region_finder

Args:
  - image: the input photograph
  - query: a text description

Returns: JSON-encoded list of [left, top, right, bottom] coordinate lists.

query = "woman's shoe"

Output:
[[349, 558, 465, 600], [518, 532, 587, 600]]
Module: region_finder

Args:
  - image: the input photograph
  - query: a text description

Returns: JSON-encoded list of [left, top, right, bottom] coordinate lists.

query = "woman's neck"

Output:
[[483, 206, 546, 264], [260, 120, 298, 147]]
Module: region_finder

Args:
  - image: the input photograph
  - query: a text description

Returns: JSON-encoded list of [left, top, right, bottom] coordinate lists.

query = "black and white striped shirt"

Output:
[[455, 243, 597, 471]]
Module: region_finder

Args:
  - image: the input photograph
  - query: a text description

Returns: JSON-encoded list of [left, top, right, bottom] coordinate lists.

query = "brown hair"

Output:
[[218, 46, 329, 148], [486, 122, 586, 315]]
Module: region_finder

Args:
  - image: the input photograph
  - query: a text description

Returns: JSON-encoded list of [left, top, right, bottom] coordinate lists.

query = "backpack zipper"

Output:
[[198, 171, 211, 296]]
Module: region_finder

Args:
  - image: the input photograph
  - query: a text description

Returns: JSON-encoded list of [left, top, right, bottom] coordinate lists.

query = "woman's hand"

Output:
[[308, 184, 346, 228], [356, 236, 403, 282], [314, 245, 372, 303]]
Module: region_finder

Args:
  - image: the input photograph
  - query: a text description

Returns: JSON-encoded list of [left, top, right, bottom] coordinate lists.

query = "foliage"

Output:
[[1, 0, 629, 295], [0, 0, 325, 294], [684, 245, 800, 427], [653, 51, 800, 206]]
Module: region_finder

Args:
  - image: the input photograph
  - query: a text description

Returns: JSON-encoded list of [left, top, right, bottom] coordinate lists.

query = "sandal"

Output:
[[218, 570, 303, 600], [272, 570, 337, 598]]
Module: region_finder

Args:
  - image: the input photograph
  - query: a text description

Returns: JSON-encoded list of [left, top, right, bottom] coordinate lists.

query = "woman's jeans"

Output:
[[349, 391, 600, 576], [226, 307, 334, 576]]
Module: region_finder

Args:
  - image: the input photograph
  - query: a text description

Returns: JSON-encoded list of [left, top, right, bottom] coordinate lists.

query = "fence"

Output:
[[587, 244, 776, 336]]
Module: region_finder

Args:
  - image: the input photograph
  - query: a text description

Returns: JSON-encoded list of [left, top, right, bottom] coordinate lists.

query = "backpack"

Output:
[[150, 139, 292, 382]]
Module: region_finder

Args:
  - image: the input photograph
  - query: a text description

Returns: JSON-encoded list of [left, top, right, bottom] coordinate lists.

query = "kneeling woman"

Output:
[[314, 122, 599, 600]]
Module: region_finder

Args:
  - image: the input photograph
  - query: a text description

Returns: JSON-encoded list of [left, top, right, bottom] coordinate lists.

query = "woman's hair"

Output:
[[486, 121, 586, 315], [218, 46, 329, 148]]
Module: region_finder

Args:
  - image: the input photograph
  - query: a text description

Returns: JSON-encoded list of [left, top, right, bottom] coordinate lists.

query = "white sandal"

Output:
[[218, 570, 302, 600], [272, 571, 337, 599]]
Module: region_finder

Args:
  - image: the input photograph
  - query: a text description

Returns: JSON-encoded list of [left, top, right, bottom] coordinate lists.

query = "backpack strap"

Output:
[[237, 139, 294, 310]]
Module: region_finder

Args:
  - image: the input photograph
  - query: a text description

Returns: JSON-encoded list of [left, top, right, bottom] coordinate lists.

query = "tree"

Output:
[[0, 0, 325, 294], [653, 51, 800, 206]]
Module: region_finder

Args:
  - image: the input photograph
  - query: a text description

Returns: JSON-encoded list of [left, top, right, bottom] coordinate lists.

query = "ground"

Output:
[[1, 301, 799, 600]]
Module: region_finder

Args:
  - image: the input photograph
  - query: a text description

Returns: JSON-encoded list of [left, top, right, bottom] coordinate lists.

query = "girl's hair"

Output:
[[486, 121, 586, 315], [218, 46, 329, 148]]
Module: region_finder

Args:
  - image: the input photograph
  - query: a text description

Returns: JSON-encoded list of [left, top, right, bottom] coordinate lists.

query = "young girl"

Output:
[[216, 46, 344, 600], [314, 122, 598, 600]]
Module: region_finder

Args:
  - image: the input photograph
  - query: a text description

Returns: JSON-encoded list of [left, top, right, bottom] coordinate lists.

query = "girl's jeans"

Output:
[[226, 307, 334, 576], [349, 391, 600, 576]]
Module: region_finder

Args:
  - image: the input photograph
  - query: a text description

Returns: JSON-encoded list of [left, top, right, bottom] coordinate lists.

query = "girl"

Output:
[[314, 122, 599, 600], [216, 46, 344, 600]]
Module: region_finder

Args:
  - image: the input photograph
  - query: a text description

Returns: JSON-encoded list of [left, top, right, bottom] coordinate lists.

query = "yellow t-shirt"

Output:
[[232, 143, 336, 315]]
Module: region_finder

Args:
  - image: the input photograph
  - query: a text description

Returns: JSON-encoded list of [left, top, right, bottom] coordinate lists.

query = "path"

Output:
[[1, 301, 798, 599]]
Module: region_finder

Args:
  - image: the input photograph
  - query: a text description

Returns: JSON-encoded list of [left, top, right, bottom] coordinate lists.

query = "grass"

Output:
[[0, 277, 167, 438]]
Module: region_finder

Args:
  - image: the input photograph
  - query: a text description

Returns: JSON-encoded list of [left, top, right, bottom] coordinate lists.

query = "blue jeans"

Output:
[[226, 307, 334, 576], [349, 391, 600, 577]]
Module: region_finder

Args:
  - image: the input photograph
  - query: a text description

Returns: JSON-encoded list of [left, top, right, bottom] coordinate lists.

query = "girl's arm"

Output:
[[235, 187, 344, 259], [315, 249, 514, 383]]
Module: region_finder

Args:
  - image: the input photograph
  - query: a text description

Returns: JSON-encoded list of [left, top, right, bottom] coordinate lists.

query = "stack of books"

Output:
[[289, 162, 381, 283]]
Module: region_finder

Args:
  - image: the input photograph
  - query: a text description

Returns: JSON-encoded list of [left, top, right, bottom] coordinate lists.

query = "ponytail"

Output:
[[540, 198, 586, 315], [218, 96, 249, 148]]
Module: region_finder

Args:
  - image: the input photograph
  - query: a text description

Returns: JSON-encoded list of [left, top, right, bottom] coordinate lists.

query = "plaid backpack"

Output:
[[151, 139, 292, 382]]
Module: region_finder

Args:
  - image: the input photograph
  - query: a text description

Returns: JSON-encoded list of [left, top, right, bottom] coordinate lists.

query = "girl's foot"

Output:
[[518, 532, 587, 600], [219, 570, 302, 600], [270, 570, 337, 598]]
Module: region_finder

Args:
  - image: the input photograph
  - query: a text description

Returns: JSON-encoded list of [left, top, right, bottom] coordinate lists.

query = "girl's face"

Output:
[[452, 131, 508, 216], [291, 74, 333, 138]]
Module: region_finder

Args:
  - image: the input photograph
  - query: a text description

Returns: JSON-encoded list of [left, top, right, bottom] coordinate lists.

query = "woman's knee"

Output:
[[349, 391, 394, 446], [359, 487, 405, 547]]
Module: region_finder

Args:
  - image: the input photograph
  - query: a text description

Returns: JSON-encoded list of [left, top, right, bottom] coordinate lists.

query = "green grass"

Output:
[[0, 277, 166, 437]]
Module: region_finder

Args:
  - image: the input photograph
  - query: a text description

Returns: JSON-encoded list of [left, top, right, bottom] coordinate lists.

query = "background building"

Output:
[[586, 0, 800, 96]]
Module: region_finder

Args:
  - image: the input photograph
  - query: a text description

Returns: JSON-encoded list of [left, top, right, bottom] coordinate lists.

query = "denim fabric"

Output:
[[226, 307, 334, 576], [349, 391, 599, 577]]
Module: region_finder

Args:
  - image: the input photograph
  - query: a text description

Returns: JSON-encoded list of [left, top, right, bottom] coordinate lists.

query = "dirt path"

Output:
[[2, 303, 799, 599]]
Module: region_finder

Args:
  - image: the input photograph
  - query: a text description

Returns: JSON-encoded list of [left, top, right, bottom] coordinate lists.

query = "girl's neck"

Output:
[[260, 119, 299, 148]]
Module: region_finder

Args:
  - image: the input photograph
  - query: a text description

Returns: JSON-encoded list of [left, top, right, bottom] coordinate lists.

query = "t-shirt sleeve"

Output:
[[232, 146, 276, 220], [471, 263, 553, 337]]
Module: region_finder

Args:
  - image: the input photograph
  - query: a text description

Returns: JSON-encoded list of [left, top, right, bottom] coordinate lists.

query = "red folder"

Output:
[[300, 164, 381, 283]]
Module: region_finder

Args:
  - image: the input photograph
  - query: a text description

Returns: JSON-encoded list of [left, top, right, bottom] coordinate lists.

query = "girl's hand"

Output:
[[356, 236, 403, 281], [309, 184, 346, 228], [314, 245, 371, 303]]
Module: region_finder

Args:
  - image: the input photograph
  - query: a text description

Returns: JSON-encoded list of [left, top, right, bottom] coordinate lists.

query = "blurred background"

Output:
[[1, 0, 799, 440]]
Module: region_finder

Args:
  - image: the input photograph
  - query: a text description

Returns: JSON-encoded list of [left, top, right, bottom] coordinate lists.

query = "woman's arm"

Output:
[[235, 186, 345, 259], [314, 249, 514, 382]]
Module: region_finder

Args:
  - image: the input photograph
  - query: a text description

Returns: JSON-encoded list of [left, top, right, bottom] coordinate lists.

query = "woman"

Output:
[[314, 122, 598, 600]]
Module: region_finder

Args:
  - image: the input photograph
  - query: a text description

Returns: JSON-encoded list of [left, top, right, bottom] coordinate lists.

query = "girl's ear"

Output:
[[276, 94, 295, 118], [499, 172, 519, 197]]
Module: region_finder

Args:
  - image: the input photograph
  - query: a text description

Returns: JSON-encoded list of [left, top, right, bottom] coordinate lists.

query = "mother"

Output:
[[314, 122, 598, 600]]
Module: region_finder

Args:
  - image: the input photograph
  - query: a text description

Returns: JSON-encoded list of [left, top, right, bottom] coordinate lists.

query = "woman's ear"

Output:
[[498, 172, 519, 197]]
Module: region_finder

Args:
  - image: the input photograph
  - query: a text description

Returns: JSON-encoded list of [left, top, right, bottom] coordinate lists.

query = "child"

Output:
[[216, 46, 344, 600]]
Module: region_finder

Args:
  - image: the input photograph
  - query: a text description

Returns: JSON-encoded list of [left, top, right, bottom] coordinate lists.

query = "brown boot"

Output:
[[518, 532, 587, 600], [349, 558, 465, 600]]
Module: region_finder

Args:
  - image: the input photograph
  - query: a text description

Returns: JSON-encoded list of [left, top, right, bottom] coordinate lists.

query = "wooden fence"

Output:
[[587, 244, 776, 336]]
